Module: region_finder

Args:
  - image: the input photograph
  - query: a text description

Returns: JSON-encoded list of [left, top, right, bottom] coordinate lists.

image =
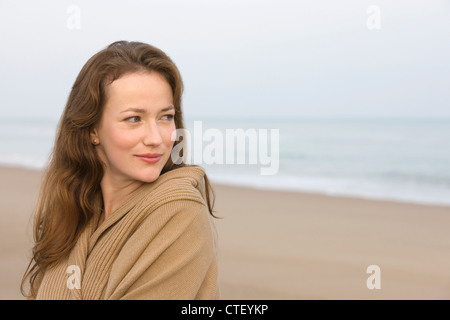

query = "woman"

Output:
[[21, 41, 220, 299]]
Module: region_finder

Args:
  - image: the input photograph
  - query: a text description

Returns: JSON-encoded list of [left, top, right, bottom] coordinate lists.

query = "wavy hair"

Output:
[[21, 41, 216, 297]]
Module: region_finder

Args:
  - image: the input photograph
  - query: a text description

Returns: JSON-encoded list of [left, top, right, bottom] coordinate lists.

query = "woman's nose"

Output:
[[142, 121, 163, 146]]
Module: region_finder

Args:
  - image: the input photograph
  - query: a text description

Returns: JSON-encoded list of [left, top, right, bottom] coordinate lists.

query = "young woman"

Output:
[[21, 41, 220, 299]]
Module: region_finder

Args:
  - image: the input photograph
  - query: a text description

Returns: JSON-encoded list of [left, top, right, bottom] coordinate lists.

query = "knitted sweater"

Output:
[[33, 166, 220, 300]]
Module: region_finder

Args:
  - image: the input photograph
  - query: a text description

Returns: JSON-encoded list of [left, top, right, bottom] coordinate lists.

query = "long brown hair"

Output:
[[21, 41, 216, 297]]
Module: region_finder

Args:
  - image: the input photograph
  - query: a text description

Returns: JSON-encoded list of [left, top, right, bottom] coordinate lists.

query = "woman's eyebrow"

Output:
[[121, 106, 174, 114], [160, 106, 175, 112], [121, 107, 146, 114]]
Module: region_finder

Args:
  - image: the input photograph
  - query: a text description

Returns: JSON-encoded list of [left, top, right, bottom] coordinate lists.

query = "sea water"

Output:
[[1, 116, 449, 207]]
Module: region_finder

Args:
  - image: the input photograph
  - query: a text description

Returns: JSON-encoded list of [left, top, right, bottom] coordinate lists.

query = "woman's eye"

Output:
[[125, 116, 141, 123], [161, 114, 174, 121]]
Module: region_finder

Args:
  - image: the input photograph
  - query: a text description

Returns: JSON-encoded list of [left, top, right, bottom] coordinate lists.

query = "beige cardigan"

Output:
[[33, 166, 220, 300]]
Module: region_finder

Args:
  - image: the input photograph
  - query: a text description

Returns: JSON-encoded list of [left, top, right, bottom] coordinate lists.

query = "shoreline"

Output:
[[1, 165, 450, 299], [3, 163, 450, 209]]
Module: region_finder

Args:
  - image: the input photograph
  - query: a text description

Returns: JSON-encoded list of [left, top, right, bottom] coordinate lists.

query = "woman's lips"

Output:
[[135, 153, 162, 164]]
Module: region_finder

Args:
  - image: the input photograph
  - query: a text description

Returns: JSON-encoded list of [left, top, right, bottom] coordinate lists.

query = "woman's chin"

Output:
[[138, 170, 164, 184]]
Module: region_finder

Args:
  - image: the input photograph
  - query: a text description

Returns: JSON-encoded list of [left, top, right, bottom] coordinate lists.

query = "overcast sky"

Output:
[[0, 0, 449, 120]]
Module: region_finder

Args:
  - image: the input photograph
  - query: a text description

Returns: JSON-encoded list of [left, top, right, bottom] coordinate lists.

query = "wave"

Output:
[[0, 153, 49, 170], [207, 171, 450, 207]]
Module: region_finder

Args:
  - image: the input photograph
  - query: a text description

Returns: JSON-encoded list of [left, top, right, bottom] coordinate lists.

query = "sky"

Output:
[[0, 0, 449, 120]]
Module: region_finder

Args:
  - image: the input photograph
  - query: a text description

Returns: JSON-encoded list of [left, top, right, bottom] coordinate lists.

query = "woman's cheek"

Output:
[[112, 130, 140, 149]]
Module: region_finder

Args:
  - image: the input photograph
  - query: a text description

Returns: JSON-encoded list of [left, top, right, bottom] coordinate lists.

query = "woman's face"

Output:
[[92, 71, 176, 187]]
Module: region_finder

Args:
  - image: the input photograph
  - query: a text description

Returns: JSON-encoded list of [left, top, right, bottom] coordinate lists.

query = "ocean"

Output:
[[1, 116, 450, 207]]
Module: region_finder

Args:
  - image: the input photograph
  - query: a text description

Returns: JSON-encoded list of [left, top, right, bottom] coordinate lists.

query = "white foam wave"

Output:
[[208, 172, 450, 207], [0, 154, 49, 170]]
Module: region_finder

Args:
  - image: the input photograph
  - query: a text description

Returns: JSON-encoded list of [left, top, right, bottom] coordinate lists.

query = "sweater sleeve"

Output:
[[104, 199, 220, 300]]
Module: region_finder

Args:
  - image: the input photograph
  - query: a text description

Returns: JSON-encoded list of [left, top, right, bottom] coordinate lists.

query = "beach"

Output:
[[1, 165, 449, 300]]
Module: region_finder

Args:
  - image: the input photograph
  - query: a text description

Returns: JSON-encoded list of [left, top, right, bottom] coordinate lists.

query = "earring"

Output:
[[93, 139, 98, 145]]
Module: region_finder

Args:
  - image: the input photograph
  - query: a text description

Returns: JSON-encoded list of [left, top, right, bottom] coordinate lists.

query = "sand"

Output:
[[1, 165, 449, 300]]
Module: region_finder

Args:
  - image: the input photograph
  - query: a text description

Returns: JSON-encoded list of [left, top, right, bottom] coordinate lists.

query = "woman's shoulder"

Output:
[[132, 166, 214, 238], [158, 165, 206, 190], [140, 166, 208, 208]]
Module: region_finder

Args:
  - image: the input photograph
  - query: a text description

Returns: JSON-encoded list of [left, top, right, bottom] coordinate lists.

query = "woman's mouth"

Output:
[[135, 153, 162, 164]]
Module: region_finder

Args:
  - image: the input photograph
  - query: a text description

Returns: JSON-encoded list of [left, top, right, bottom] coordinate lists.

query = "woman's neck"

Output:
[[99, 175, 143, 222]]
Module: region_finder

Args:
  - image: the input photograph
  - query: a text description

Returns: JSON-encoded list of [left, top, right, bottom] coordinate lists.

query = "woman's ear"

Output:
[[90, 128, 100, 145]]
